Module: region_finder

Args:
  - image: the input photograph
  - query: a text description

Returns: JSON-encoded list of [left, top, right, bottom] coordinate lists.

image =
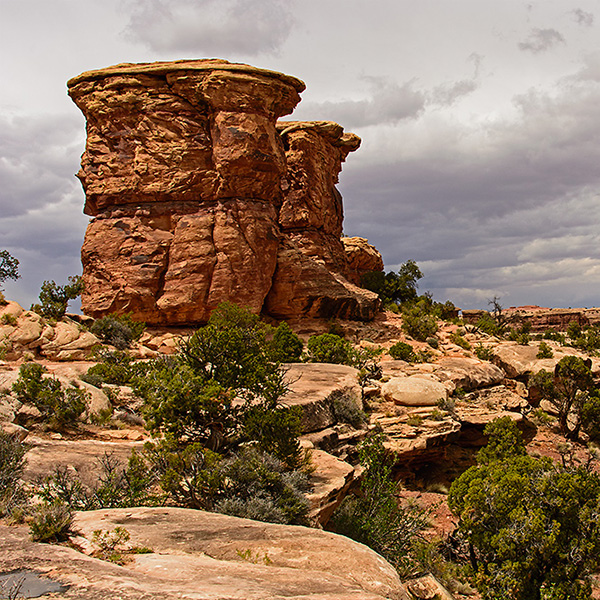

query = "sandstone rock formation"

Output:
[[0, 508, 412, 600], [68, 60, 381, 326]]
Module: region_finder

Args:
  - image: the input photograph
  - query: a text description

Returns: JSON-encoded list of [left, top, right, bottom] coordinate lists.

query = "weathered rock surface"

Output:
[[343, 236, 385, 286], [381, 376, 449, 407], [69, 60, 382, 326], [0, 507, 411, 600], [283, 363, 363, 432]]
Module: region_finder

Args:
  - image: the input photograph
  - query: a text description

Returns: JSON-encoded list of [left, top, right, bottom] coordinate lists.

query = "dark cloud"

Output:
[[339, 67, 600, 309], [296, 74, 478, 129], [518, 28, 565, 53], [0, 113, 83, 217], [0, 112, 87, 308], [121, 0, 294, 56], [296, 77, 426, 129], [572, 8, 594, 27]]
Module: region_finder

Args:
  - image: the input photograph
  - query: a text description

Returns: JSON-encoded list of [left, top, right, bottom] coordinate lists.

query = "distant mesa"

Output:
[[68, 59, 382, 326]]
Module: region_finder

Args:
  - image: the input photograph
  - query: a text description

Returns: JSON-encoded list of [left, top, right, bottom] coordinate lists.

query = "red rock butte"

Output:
[[68, 59, 383, 326]]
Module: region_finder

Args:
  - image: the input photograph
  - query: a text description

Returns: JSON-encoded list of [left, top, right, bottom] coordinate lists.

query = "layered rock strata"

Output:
[[68, 60, 381, 326]]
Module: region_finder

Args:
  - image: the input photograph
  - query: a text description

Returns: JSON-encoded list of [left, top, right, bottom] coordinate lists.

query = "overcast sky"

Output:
[[2, 0, 600, 311]]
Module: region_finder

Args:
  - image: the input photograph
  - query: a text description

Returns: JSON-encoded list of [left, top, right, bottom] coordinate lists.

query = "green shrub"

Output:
[[37, 450, 158, 510], [450, 332, 471, 350], [567, 321, 582, 340], [307, 333, 353, 365], [401, 301, 438, 341], [449, 417, 600, 600], [92, 527, 131, 563], [270, 321, 303, 363], [31, 275, 83, 320], [137, 361, 238, 449], [1, 313, 17, 326], [426, 337, 439, 349], [528, 355, 594, 441], [388, 341, 415, 361], [143, 439, 223, 510], [82, 349, 142, 387], [406, 414, 423, 427], [536, 341, 553, 359], [0, 432, 28, 516], [29, 500, 74, 543], [361, 260, 423, 305], [329, 433, 429, 574], [180, 302, 286, 403], [331, 391, 368, 429], [474, 344, 494, 361], [243, 404, 305, 469], [543, 329, 566, 344], [0, 250, 19, 290], [215, 447, 310, 525], [90, 313, 145, 349], [12, 363, 87, 429]]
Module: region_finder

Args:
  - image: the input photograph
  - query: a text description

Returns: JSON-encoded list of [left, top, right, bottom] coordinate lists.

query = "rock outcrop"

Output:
[[68, 60, 381, 326]]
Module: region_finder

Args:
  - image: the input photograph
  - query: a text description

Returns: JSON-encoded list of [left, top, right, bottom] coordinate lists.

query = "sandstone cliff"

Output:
[[68, 60, 382, 326]]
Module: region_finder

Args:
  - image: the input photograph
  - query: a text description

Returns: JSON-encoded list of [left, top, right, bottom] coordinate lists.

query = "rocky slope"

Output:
[[68, 60, 381, 326]]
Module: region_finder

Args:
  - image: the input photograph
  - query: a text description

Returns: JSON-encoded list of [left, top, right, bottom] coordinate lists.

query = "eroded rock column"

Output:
[[68, 60, 304, 325]]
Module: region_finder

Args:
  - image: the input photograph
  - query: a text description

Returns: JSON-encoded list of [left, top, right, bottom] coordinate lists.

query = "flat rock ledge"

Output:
[[0, 507, 411, 600]]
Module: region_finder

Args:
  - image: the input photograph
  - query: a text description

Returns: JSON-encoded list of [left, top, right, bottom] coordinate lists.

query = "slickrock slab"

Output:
[[0, 506, 411, 600], [492, 342, 600, 378]]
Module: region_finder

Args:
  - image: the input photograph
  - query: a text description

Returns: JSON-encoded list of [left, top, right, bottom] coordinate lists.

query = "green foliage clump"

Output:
[[307, 333, 353, 365], [426, 337, 439, 349], [507, 320, 532, 345], [31, 275, 84, 320], [82, 349, 142, 387], [0, 250, 19, 289], [449, 417, 600, 600], [180, 302, 286, 403], [29, 500, 74, 543], [138, 362, 236, 450], [329, 433, 429, 575], [567, 323, 600, 355], [90, 313, 145, 349], [450, 331, 471, 350], [12, 363, 87, 429], [536, 341, 553, 359], [361, 259, 423, 305], [214, 447, 310, 525], [270, 321, 303, 363], [388, 341, 416, 362], [528, 355, 595, 441], [1, 313, 17, 326], [474, 344, 495, 361], [543, 329, 567, 344], [331, 391, 367, 429], [38, 450, 159, 510], [92, 527, 131, 563], [243, 404, 305, 469], [0, 432, 28, 516], [401, 298, 439, 341]]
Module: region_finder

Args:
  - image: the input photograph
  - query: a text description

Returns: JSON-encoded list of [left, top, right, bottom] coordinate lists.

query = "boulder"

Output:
[[283, 363, 362, 432], [342, 236, 384, 286], [433, 356, 505, 391], [306, 448, 359, 526], [381, 376, 448, 407]]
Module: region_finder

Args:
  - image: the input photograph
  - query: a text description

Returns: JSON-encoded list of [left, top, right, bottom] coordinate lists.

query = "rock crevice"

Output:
[[69, 59, 382, 325]]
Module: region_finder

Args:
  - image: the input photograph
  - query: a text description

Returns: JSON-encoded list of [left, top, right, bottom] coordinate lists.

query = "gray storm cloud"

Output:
[[121, 0, 294, 56], [518, 28, 565, 54]]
